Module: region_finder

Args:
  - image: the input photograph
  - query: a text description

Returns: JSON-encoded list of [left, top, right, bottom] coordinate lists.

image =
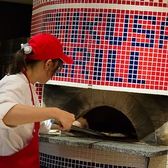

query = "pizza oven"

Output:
[[42, 84, 168, 146], [32, 0, 168, 167], [31, 0, 168, 147]]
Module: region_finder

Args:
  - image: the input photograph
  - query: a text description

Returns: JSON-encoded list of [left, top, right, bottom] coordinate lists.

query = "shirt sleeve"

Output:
[[0, 74, 52, 132], [0, 76, 31, 128], [39, 120, 52, 133]]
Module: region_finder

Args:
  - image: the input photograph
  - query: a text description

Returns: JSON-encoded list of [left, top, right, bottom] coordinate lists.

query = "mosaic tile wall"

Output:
[[31, 0, 168, 95], [35, 83, 43, 105]]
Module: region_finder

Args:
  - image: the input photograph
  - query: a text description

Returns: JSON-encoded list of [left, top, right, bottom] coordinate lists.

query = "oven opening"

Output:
[[83, 106, 138, 140]]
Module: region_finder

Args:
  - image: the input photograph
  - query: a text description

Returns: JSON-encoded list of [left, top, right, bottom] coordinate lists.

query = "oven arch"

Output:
[[43, 85, 156, 144]]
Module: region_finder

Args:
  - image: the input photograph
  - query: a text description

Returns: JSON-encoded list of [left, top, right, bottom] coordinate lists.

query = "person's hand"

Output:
[[52, 108, 75, 131], [73, 117, 89, 129]]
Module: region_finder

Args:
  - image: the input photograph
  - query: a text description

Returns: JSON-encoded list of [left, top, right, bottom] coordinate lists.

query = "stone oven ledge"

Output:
[[39, 132, 168, 168], [39, 131, 168, 168], [39, 132, 168, 158]]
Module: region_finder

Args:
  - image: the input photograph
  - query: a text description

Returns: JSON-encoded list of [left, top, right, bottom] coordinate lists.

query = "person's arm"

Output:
[[2, 104, 75, 131]]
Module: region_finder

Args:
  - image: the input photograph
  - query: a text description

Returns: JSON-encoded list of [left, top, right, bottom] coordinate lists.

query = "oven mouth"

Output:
[[82, 106, 138, 140]]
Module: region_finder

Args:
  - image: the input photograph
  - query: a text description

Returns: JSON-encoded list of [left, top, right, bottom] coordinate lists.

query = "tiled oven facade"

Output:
[[33, 0, 168, 145], [33, 0, 168, 167]]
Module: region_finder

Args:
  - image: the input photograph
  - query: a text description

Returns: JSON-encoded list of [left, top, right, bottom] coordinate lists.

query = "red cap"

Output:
[[25, 33, 73, 64]]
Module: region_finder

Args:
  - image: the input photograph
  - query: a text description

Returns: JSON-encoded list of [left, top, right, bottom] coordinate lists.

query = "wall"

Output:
[[31, 0, 168, 96], [0, 2, 32, 42], [0, 2, 32, 79]]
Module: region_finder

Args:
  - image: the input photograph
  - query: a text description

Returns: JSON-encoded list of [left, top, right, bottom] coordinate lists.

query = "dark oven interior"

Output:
[[83, 106, 137, 139]]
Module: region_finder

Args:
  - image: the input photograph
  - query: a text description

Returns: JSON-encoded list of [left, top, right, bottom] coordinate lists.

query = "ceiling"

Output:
[[0, 0, 33, 4]]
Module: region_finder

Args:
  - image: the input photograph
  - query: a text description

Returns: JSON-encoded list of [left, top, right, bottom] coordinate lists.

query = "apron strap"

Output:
[[22, 68, 40, 129], [22, 68, 35, 105]]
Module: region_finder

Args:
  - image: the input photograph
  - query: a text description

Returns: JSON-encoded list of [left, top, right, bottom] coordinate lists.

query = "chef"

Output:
[[0, 33, 76, 167]]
